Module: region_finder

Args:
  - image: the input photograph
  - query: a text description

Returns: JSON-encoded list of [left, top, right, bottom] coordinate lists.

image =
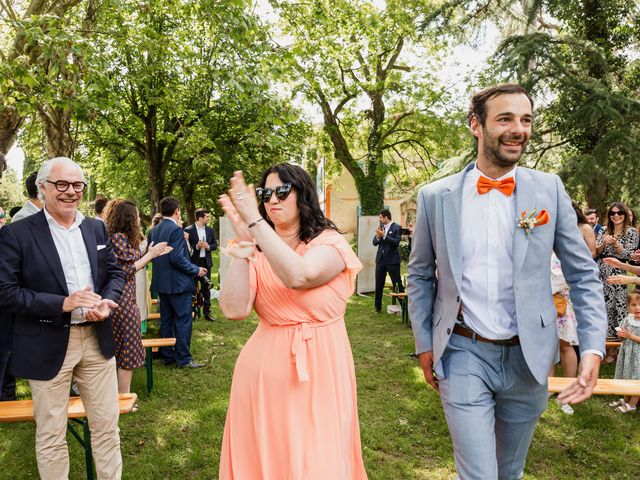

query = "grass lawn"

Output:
[[1, 294, 640, 479]]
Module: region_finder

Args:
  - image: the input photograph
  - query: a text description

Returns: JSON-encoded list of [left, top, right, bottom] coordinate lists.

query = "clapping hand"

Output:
[[221, 239, 257, 263], [63, 285, 102, 313], [602, 257, 624, 269], [617, 327, 632, 339], [84, 299, 118, 322], [219, 171, 261, 242], [603, 234, 617, 246], [607, 275, 639, 285]]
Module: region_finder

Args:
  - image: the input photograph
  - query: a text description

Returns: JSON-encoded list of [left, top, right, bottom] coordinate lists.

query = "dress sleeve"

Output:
[[109, 233, 138, 280], [308, 230, 363, 289]]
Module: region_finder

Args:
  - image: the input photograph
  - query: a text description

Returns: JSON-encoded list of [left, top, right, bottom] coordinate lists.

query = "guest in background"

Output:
[[373, 208, 404, 313], [596, 202, 638, 362], [185, 208, 218, 321], [218, 165, 368, 479], [106, 199, 172, 393], [11, 171, 42, 223], [585, 208, 603, 237], [148, 197, 207, 368], [94, 195, 109, 222]]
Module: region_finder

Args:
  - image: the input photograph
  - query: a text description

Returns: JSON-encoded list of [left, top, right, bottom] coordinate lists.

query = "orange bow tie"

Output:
[[477, 176, 516, 196]]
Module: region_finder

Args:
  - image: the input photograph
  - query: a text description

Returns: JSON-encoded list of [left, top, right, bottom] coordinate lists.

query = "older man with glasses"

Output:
[[0, 157, 125, 479]]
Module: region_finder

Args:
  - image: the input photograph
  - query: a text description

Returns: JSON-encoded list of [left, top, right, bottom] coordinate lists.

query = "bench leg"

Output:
[[145, 346, 153, 395], [68, 418, 96, 480]]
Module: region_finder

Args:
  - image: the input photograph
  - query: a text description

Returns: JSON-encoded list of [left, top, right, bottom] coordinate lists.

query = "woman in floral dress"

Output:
[[106, 199, 172, 393]]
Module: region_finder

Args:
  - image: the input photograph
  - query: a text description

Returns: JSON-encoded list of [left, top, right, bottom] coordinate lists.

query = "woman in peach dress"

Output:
[[218, 164, 368, 480]]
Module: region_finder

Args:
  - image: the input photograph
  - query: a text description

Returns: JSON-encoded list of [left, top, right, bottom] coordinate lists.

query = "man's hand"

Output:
[[199, 241, 209, 250], [197, 267, 207, 277], [375, 227, 384, 239], [84, 299, 118, 322], [418, 351, 439, 392], [62, 286, 102, 313], [557, 353, 600, 405]]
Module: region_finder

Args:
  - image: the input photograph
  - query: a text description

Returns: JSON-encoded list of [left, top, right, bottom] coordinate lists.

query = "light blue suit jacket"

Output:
[[407, 163, 607, 383]]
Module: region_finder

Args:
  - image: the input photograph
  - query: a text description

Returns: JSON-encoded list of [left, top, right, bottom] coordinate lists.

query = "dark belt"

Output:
[[452, 324, 520, 346], [71, 322, 93, 327]]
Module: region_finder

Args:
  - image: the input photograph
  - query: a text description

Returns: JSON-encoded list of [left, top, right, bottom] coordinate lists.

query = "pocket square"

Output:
[[97, 244, 106, 251]]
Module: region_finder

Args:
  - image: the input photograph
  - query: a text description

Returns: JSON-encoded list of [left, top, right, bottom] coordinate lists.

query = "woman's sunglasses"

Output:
[[255, 183, 292, 203], [609, 211, 625, 217]]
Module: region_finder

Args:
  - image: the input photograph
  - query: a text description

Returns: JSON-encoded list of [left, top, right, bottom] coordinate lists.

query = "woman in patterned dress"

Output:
[[106, 200, 172, 393], [596, 202, 638, 362]]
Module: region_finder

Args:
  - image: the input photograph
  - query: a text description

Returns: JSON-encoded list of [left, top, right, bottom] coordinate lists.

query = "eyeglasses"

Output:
[[46, 180, 87, 193], [255, 183, 292, 203], [609, 211, 625, 217]]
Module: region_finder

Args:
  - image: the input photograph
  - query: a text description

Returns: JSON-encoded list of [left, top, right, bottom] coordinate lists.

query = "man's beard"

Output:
[[483, 132, 529, 168]]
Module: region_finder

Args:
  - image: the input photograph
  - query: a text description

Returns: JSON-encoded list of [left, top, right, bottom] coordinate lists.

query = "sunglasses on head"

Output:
[[609, 210, 625, 217], [255, 183, 292, 203]]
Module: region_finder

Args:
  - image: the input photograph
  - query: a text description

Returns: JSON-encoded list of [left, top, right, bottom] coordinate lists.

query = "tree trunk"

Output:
[[41, 108, 74, 158], [0, 106, 23, 178]]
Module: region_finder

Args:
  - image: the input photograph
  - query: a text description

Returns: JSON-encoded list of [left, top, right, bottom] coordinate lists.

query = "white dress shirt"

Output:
[[44, 208, 94, 323], [460, 164, 518, 339], [196, 224, 207, 258]]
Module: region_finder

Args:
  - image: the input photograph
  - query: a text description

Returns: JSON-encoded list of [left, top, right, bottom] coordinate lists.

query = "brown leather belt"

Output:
[[452, 324, 520, 346]]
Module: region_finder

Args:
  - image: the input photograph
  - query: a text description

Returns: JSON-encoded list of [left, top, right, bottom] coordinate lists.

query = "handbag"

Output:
[[553, 292, 567, 317]]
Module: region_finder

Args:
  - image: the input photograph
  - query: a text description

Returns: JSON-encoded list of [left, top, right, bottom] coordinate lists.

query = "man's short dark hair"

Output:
[[94, 196, 109, 215], [160, 197, 180, 217], [25, 171, 38, 199], [9, 205, 21, 218], [585, 208, 599, 217], [195, 208, 209, 220], [467, 84, 534, 127], [379, 208, 392, 220]]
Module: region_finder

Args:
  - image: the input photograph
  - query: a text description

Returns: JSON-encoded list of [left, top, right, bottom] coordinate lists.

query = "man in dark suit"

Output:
[[148, 197, 207, 368], [185, 208, 218, 321], [373, 208, 404, 313], [0, 157, 125, 479]]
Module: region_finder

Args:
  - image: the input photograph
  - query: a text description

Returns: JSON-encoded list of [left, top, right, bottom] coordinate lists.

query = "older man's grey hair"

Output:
[[36, 157, 86, 202]]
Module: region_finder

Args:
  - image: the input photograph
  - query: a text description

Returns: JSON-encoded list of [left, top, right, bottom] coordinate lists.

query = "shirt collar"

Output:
[[470, 162, 518, 182], [163, 216, 178, 225], [43, 207, 85, 230]]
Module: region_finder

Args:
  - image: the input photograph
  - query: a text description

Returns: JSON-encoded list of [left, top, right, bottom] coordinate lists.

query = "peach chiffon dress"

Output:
[[219, 229, 368, 480]]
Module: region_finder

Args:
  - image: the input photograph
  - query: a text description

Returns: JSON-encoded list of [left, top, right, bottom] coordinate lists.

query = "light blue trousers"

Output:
[[437, 332, 548, 480]]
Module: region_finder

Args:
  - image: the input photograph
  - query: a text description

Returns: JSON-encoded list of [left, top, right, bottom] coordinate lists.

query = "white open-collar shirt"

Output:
[[460, 164, 518, 339]]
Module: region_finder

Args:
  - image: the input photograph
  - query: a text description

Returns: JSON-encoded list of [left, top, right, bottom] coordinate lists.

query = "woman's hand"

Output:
[[606, 275, 640, 285], [603, 234, 617, 246], [220, 240, 257, 262], [147, 241, 173, 259], [227, 171, 262, 226], [603, 257, 624, 269], [219, 194, 254, 242]]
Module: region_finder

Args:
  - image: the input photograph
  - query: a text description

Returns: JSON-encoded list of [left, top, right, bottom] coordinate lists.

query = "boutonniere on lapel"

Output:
[[517, 209, 549, 237]]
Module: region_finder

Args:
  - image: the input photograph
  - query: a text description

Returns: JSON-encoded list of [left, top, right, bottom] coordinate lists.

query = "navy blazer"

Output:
[[148, 219, 200, 295], [373, 222, 402, 265], [0, 211, 124, 381], [184, 223, 218, 270]]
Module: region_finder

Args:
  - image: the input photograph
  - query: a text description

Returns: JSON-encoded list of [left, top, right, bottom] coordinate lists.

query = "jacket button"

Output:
[[447, 328, 451, 334], [456, 296, 460, 303]]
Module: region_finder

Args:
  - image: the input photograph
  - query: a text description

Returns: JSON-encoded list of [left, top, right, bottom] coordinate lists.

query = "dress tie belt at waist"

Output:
[[268, 316, 343, 383]]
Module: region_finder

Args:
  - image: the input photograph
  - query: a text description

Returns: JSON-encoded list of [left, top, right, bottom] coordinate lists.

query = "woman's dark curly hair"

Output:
[[105, 199, 142, 249], [257, 163, 339, 243]]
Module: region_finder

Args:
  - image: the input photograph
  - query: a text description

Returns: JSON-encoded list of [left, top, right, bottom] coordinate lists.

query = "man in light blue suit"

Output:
[[407, 84, 606, 480]]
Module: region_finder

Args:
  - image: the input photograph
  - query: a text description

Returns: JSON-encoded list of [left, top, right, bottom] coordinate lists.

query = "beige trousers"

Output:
[[29, 325, 122, 480]]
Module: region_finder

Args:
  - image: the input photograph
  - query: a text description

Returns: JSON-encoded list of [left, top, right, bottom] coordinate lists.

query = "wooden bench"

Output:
[[388, 292, 409, 326], [0, 393, 137, 480], [606, 341, 622, 348], [141, 337, 176, 395], [548, 377, 640, 396]]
